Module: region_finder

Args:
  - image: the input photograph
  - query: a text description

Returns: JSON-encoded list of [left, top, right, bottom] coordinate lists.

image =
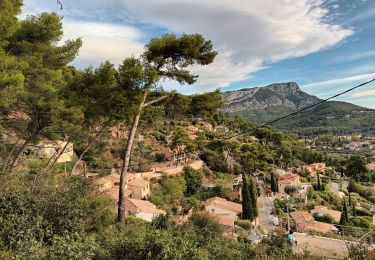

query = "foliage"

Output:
[[242, 173, 253, 221], [149, 176, 186, 213], [270, 172, 278, 192], [284, 185, 297, 195], [235, 219, 253, 230], [312, 213, 335, 224], [182, 166, 203, 197], [346, 155, 368, 181], [339, 199, 349, 225], [347, 242, 371, 260]]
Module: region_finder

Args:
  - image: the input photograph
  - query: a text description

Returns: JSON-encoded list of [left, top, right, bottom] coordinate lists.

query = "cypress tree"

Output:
[[348, 192, 352, 206], [339, 199, 349, 225], [249, 178, 258, 219], [241, 173, 253, 220], [352, 204, 356, 217], [271, 172, 278, 192], [317, 172, 321, 191]]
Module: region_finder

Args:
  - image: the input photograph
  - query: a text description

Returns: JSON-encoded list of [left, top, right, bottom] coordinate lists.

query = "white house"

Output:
[[204, 197, 242, 220]]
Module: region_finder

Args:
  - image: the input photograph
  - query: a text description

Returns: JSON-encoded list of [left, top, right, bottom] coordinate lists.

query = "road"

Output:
[[257, 182, 275, 233]]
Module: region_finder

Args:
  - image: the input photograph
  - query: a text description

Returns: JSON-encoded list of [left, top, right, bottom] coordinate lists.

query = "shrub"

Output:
[[284, 185, 297, 195], [155, 152, 166, 162], [312, 213, 335, 224], [235, 220, 253, 230]]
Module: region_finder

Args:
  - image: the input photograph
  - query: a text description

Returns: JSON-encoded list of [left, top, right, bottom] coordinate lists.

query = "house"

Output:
[[37, 140, 74, 163], [278, 173, 300, 194], [204, 197, 242, 220], [124, 198, 165, 222], [290, 211, 338, 233], [302, 163, 326, 177], [126, 178, 150, 199], [213, 214, 235, 231], [367, 162, 375, 171], [310, 206, 341, 223], [93, 173, 150, 201]]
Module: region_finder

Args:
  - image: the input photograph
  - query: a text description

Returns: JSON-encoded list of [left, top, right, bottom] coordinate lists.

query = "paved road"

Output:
[[257, 182, 275, 233]]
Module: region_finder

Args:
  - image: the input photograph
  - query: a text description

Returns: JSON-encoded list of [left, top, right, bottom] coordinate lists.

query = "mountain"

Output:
[[222, 82, 375, 135]]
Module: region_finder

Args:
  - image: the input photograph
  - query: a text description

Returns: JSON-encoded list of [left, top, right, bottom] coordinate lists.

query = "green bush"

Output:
[[235, 220, 253, 230]]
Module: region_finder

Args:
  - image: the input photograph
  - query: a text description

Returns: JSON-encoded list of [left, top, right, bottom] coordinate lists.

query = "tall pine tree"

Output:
[[241, 173, 253, 220]]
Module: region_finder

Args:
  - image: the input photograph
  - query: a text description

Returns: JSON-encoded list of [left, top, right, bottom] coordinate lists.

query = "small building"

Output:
[[204, 197, 242, 220], [310, 206, 341, 223], [124, 198, 165, 222], [278, 173, 300, 194], [37, 140, 74, 163], [126, 178, 150, 200]]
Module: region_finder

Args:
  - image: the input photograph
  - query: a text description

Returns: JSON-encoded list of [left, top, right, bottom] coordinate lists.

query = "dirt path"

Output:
[[295, 232, 349, 259]]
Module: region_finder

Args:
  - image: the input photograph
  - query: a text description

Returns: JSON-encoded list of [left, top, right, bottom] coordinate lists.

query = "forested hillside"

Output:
[[223, 83, 375, 135]]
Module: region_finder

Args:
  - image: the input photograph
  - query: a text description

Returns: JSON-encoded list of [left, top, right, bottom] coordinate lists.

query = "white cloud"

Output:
[[23, 0, 353, 93], [62, 21, 145, 66], [354, 90, 375, 97], [303, 73, 375, 88]]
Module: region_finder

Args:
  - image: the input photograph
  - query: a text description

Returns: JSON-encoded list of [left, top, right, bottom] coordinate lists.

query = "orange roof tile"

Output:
[[204, 197, 242, 214]]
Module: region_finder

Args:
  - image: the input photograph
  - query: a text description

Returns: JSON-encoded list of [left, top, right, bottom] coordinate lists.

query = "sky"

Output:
[[22, 0, 375, 108]]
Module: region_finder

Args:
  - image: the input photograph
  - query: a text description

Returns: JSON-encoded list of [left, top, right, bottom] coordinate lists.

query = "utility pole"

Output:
[[286, 206, 290, 232]]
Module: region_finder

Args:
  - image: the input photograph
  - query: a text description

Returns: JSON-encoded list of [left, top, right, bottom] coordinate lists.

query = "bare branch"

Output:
[[142, 95, 168, 107]]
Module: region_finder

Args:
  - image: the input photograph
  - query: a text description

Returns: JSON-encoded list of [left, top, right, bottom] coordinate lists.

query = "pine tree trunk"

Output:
[[70, 125, 106, 175], [2, 138, 20, 173], [45, 138, 71, 172], [117, 91, 148, 222], [9, 128, 42, 172]]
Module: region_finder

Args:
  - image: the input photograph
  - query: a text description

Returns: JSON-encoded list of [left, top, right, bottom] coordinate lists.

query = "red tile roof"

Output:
[[204, 197, 242, 214]]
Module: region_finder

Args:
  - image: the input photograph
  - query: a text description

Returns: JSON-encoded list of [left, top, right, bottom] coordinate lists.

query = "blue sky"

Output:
[[23, 0, 375, 108]]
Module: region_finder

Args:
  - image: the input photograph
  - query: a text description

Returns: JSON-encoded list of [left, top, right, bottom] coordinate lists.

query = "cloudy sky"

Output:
[[23, 0, 375, 108]]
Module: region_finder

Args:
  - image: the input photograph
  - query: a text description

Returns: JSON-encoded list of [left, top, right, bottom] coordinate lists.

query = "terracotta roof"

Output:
[[290, 211, 313, 223], [311, 206, 341, 223], [279, 173, 299, 182], [104, 186, 132, 201], [297, 221, 338, 233], [214, 215, 235, 227], [126, 198, 165, 215], [127, 178, 149, 187], [204, 197, 242, 214]]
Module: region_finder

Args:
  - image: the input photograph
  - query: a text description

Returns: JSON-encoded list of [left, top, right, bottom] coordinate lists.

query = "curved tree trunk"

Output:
[[2, 138, 20, 173], [117, 91, 148, 222], [70, 125, 106, 176], [9, 129, 42, 173], [9, 136, 33, 172]]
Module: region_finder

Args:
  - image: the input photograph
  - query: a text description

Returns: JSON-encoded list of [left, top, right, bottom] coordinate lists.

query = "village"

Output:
[[26, 120, 375, 258]]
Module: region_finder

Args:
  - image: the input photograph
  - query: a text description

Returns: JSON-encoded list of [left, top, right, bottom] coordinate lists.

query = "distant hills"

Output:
[[222, 82, 375, 136]]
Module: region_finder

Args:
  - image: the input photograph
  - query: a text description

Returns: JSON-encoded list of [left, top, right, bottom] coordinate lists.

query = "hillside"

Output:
[[223, 82, 375, 135]]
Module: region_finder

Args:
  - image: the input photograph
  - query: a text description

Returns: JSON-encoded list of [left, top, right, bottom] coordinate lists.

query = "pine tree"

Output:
[[340, 199, 349, 225], [249, 177, 258, 218], [271, 172, 278, 192], [241, 173, 253, 220]]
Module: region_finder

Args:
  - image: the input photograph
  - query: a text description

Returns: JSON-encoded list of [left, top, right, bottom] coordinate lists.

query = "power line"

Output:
[[2, 78, 375, 170]]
